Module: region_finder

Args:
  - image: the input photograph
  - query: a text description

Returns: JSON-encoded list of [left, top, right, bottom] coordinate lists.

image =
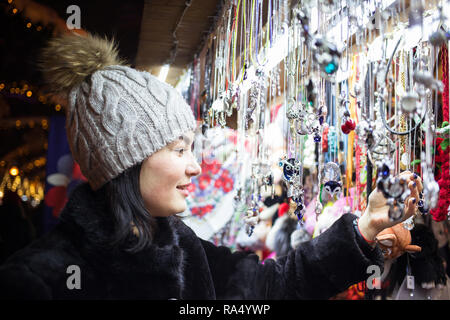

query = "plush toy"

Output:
[[359, 222, 422, 300], [265, 214, 298, 258], [375, 223, 422, 260], [290, 227, 312, 249], [312, 202, 343, 238]]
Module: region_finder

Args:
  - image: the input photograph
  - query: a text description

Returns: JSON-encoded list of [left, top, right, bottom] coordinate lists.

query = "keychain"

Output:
[[376, 158, 411, 221], [322, 162, 342, 200]]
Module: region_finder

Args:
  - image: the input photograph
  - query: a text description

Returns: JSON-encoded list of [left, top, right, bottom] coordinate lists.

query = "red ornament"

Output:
[[341, 123, 351, 134], [341, 118, 356, 134], [346, 118, 356, 130], [341, 115, 356, 134]]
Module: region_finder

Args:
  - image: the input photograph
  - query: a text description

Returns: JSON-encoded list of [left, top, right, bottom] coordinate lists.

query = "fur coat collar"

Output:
[[53, 183, 215, 299]]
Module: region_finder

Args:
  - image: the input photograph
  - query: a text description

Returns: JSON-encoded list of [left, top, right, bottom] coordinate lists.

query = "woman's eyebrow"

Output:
[[178, 134, 193, 145]]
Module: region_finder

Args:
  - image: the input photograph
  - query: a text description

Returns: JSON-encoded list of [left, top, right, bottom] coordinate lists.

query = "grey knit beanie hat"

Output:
[[40, 33, 196, 190]]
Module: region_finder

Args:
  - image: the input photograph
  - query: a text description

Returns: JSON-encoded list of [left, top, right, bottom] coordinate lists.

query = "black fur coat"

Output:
[[0, 183, 383, 299]]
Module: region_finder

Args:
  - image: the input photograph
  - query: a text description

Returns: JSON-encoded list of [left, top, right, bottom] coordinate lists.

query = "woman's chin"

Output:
[[171, 201, 187, 215]]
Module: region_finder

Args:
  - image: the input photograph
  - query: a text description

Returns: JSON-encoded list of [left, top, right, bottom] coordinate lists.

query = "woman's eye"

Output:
[[176, 148, 186, 155]]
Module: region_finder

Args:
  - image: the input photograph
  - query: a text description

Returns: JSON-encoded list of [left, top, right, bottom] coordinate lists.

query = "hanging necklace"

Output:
[[231, 0, 242, 84]]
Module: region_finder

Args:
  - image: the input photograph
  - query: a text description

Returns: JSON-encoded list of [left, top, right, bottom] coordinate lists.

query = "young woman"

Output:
[[0, 33, 421, 299]]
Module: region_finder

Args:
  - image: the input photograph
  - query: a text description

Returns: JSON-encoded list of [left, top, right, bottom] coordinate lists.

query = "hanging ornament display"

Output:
[[177, 0, 450, 251]]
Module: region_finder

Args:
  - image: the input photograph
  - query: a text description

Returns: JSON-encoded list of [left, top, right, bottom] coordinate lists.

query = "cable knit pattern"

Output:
[[66, 65, 196, 190]]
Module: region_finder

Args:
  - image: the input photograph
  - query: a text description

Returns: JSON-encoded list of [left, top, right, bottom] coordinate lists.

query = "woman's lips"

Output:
[[176, 184, 190, 197]]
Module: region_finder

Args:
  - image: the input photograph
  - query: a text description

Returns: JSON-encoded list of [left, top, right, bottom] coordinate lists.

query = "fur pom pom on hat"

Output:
[[39, 33, 196, 190], [39, 33, 126, 96]]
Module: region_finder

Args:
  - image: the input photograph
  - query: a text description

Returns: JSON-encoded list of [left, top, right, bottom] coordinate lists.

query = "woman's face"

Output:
[[140, 131, 201, 217]]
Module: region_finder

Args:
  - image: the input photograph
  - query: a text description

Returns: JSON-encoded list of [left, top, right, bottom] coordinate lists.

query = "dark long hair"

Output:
[[103, 162, 156, 253]]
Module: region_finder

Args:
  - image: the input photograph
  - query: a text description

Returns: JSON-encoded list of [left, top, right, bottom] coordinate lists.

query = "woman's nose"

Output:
[[187, 156, 202, 177]]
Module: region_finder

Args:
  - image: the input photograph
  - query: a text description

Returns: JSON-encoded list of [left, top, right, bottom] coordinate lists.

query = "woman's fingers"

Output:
[[408, 180, 420, 202], [411, 173, 423, 193], [403, 196, 417, 221]]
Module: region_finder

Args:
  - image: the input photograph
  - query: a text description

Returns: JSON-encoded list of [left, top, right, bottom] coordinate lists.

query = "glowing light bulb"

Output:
[[9, 166, 19, 176]]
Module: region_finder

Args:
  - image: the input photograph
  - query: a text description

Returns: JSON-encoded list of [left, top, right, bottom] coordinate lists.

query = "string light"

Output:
[[5, 0, 50, 34], [0, 82, 62, 116], [1, 156, 46, 205], [9, 166, 19, 176], [0, 172, 45, 205]]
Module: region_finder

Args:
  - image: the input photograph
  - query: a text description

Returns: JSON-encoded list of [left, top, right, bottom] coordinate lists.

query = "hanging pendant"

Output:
[[315, 200, 323, 215], [211, 96, 225, 113], [400, 153, 410, 170], [387, 198, 404, 222], [400, 92, 419, 115], [218, 110, 226, 128], [279, 157, 301, 183], [323, 180, 342, 199], [417, 198, 428, 215], [244, 202, 260, 237], [294, 197, 305, 223], [376, 158, 411, 221], [318, 104, 327, 125], [311, 34, 341, 77], [340, 109, 356, 135], [322, 162, 342, 199], [420, 152, 440, 212], [313, 127, 321, 142], [378, 173, 409, 200], [296, 118, 310, 135], [262, 172, 275, 199], [296, 109, 316, 136]]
